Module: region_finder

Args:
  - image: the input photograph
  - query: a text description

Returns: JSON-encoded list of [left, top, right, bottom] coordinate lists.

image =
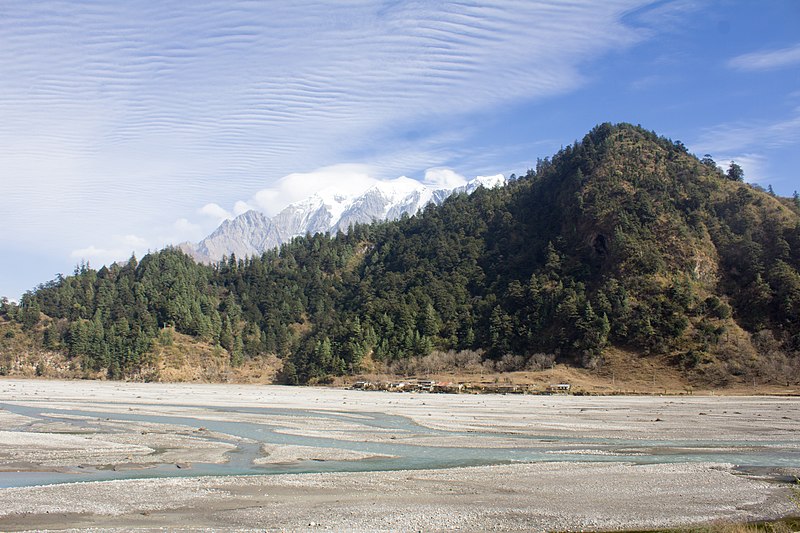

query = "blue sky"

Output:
[[1, 0, 799, 300]]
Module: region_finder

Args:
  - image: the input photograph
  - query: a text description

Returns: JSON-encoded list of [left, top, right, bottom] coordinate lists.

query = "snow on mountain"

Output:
[[455, 174, 506, 194], [333, 177, 432, 232], [184, 174, 506, 263]]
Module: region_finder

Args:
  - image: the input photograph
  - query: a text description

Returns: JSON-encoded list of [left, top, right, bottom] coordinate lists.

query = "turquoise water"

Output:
[[0, 401, 797, 488]]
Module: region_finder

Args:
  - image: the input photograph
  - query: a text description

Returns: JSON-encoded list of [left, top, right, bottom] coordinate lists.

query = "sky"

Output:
[[1, 0, 799, 300]]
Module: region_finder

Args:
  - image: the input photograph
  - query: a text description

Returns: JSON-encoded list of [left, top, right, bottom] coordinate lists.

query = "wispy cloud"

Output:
[[626, 0, 708, 32], [694, 109, 800, 154], [250, 164, 379, 216], [693, 109, 800, 183], [0, 0, 658, 283], [201, 164, 470, 233], [422, 168, 467, 189], [71, 234, 150, 266], [630, 73, 673, 91], [200, 203, 233, 224], [728, 43, 800, 71], [721, 154, 768, 184]]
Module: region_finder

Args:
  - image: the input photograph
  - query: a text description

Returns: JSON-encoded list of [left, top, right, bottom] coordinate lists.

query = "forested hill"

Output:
[[3, 123, 799, 385]]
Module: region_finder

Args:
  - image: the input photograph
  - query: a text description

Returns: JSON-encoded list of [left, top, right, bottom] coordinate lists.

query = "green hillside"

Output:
[[3, 123, 798, 386]]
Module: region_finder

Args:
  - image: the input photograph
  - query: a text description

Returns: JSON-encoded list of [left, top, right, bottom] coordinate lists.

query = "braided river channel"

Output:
[[1, 384, 798, 489]]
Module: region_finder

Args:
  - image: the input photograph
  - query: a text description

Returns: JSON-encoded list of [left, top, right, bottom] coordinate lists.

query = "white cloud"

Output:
[[173, 218, 201, 235], [122, 234, 149, 248], [694, 109, 800, 154], [70, 233, 151, 266], [233, 201, 251, 217], [199, 203, 233, 222], [706, 154, 767, 184], [69, 246, 108, 262], [196, 164, 473, 226], [628, 0, 707, 33], [0, 1, 649, 229], [251, 164, 378, 215], [692, 110, 800, 185], [0, 0, 667, 293], [630, 73, 673, 91], [162, 217, 207, 245], [722, 154, 768, 183], [728, 43, 800, 71], [422, 168, 468, 189]]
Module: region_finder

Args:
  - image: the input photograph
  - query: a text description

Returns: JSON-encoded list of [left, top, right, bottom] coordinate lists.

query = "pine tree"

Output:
[[231, 333, 244, 366], [19, 294, 41, 330], [421, 303, 441, 337], [700, 154, 716, 168], [489, 306, 512, 356], [727, 161, 744, 182], [219, 316, 233, 351]]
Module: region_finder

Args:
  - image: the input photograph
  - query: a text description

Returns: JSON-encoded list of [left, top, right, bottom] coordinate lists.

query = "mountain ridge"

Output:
[[181, 174, 506, 263], [6, 123, 799, 387]]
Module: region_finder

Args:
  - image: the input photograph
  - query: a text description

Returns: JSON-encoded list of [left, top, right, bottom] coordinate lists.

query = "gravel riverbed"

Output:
[[0, 462, 795, 531], [0, 379, 797, 531]]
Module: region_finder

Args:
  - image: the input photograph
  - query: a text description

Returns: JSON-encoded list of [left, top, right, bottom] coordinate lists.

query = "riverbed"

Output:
[[0, 379, 797, 530]]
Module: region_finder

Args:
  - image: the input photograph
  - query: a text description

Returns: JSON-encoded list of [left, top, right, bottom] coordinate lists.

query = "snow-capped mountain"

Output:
[[181, 174, 506, 263]]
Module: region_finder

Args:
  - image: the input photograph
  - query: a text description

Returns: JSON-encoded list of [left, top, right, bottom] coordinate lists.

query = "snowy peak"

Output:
[[304, 188, 354, 225], [272, 196, 331, 240], [454, 174, 506, 195], [472, 174, 506, 189], [372, 176, 427, 201], [333, 178, 432, 232], [185, 174, 506, 263]]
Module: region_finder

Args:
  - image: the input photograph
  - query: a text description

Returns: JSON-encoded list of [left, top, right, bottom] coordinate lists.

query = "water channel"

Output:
[[1, 400, 798, 489]]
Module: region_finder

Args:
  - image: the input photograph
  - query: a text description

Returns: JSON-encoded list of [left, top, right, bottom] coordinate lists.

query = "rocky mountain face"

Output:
[[181, 174, 506, 263]]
